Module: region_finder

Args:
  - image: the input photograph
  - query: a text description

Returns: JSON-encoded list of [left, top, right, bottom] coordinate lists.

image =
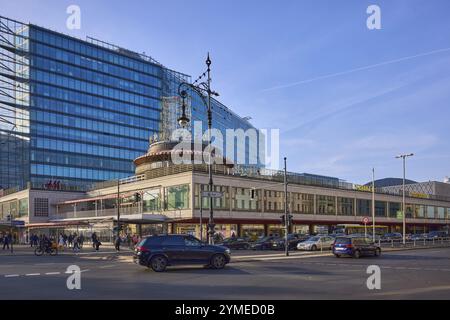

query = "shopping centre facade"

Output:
[[1, 140, 449, 243]]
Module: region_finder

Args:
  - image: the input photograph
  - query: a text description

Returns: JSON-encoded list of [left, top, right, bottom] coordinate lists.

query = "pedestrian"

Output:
[[79, 233, 84, 248], [2, 233, 9, 250], [68, 234, 73, 247], [95, 239, 101, 251], [58, 233, 65, 250], [91, 232, 98, 249], [72, 234, 80, 252], [114, 235, 121, 252]]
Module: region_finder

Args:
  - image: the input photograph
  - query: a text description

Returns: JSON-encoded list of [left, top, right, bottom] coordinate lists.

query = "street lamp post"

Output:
[[177, 53, 219, 245], [396, 153, 414, 245]]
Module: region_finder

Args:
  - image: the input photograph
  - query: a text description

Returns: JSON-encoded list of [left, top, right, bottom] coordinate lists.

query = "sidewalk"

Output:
[[0, 244, 133, 257]]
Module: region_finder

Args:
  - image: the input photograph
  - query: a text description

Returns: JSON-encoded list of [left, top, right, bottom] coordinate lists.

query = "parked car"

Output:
[[381, 232, 403, 241], [133, 234, 231, 272], [426, 231, 448, 239], [217, 237, 251, 250], [411, 233, 427, 240], [297, 235, 335, 251], [250, 236, 276, 250], [332, 236, 381, 258], [271, 234, 301, 250]]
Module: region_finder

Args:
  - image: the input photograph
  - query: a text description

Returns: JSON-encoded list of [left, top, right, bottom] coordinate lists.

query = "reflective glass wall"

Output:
[[28, 26, 164, 190]]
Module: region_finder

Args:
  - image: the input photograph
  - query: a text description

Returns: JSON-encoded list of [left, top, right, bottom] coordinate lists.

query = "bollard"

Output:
[[391, 240, 394, 248]]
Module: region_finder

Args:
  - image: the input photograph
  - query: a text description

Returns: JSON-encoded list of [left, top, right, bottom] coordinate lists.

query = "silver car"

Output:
[[297, 235, 335, 251]]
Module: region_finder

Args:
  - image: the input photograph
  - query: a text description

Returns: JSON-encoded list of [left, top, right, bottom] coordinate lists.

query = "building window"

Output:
[[19, 198, 29, 217], [356, 199, 371, 216], [317, 195, 335, 215], [165, 185, 189, 210], [337, 197, 354, 216], [143, 189, 160, 212], [194, 184, 229, 210], [375, 201, 387, 217], [34, 198, 49, 217], [388, 202, 401, 218], [437, 207, 445, 219], [416, 205, 425, 218], [426, 206, 436, 219], [234, 187, 258, 211], [405, 204, 414, 218]]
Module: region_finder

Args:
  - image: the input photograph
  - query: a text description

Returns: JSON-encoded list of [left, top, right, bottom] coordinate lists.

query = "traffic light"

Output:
[[134, 192, 141, 203], [280, 214, 293, 226]]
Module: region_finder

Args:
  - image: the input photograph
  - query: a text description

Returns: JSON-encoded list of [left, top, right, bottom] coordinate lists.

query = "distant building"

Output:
[[0, 15, 263, 192], [1, 140, 449, 242]]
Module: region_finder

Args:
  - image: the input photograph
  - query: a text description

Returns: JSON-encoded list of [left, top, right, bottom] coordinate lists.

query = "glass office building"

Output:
[[0, 16, 263, 191]]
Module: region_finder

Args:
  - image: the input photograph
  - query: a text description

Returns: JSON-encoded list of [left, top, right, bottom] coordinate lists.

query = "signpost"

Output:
[[200, 191, 223, 242], [201, 191, 224, 198], [363, 217, 370, 238]]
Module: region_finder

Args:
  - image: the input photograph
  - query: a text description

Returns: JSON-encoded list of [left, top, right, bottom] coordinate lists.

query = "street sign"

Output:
[[12, 220, 25, 226], [362, 217, 370, 224], [201, 191, 224, 198], [397, 210, 403, 219]]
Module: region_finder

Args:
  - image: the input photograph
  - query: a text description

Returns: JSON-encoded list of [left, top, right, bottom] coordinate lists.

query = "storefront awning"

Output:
[[57, 191, 140, 205], [26, 221, 91, 229]]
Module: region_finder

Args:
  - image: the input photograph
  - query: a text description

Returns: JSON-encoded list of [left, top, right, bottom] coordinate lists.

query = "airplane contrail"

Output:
[[261, 46, 450, 92]]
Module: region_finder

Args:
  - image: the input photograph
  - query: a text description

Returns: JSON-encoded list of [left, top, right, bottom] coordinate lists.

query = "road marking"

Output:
[[4, 274, 19, 278], [45, 272, 61, 275], [99, 264, 117, 269], [25, 273, 41, 276]]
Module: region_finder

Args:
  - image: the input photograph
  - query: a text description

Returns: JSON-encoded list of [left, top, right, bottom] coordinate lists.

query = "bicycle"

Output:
[[34, 242, 57, 256]]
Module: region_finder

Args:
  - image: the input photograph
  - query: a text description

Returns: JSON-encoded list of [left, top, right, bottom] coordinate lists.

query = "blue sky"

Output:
[[2, 0, 450, 184]]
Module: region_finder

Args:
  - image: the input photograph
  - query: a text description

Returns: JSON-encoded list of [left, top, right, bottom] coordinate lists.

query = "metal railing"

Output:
[[377, 237, 450, 248]]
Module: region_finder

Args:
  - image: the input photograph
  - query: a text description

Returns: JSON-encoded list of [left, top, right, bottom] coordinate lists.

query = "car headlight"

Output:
[[225, 249, 230, 254]]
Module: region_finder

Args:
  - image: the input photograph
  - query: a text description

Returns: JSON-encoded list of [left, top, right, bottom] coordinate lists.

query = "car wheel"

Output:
[[244, 244, 250, 250], [210, 254, 226, 269], [334, 254, 341, 258], [149, 255, 168, 272], [374, 248, 381, 257], [311, 245, 317, 251], [353, 250, 361, 259]]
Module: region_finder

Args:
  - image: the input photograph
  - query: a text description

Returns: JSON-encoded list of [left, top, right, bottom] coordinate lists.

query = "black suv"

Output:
[[133, 234, 231, 272]]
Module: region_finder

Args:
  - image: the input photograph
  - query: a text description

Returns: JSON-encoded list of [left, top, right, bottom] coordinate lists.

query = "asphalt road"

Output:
[[1, 247, 450, 299]]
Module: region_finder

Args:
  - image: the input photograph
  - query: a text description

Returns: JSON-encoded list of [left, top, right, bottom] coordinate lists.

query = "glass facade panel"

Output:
[[426, 206, 436, 219], [405, 204, 414, 218], [437, 207, 445, 219], [1, 17, 263, 191], [18, 198, 29, 217], [165, 185, 190, 210], [375, 201, 387, 217], [142, 189, 161, 212], [357, 199, 371, 216], [317, 195, 335, 215], [417, 205, 425, 218], [337, 197, 354, 216], [389, 202, 401, 218]]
